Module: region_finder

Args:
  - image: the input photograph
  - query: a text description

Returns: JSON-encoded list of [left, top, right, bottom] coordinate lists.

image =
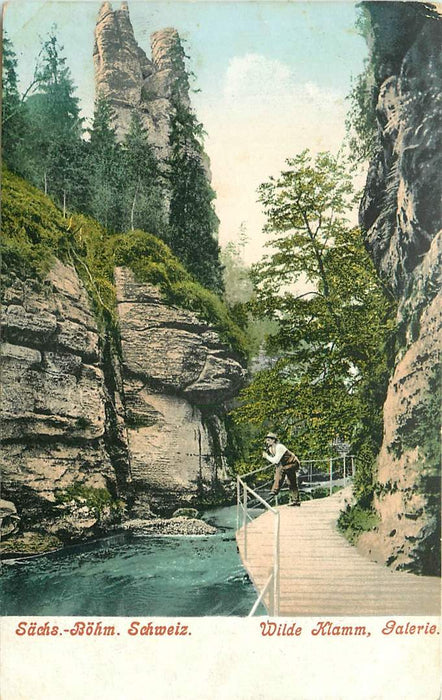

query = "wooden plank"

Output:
[[236, 488, 441, 616]]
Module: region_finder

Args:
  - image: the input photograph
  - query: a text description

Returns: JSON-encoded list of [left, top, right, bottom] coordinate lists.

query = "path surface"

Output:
[[236, 489, 440, 616]]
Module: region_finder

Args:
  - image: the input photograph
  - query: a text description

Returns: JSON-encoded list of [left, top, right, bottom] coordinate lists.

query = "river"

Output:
[[1, 505, 265, 616]]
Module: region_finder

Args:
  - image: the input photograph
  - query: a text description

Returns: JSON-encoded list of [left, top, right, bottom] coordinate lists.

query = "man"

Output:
[[262, 433, 301, 506]]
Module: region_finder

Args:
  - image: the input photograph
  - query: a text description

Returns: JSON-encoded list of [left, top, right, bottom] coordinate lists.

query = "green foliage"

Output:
[[337, 503, 380, 545], [310, 485, 343, 499], [221, 225, 279, 355], [400, 365, 440, 468], [86, 96, 124, 231], [2, 32, 28, 172], [65, 211, 118, 331], [1, 168, 69, 278], [113, 230, 248, 358], [1, 169, 117, 338], [345, 6, 378, 163], [55, 483, 122, 516], [220, 226, 253, 306], [121, 111, 166, 237], [20, 30, 86, 213], [232, 150, 396, 485], [400, 366, 441, 575], [2, 170, 246, 360], [4, 30, 224, 300]]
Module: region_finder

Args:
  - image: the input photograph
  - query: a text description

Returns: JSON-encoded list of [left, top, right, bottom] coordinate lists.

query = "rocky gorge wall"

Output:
[[114, 267, 246, 516], [0, 258, 246, 551], [0, 260, 122, 548], [357, 2, 441, 574]]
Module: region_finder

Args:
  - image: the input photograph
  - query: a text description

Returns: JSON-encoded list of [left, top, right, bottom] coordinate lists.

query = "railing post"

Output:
[[273, 510, 280, 616], [329, 457, 333, 495], [236, 476, 240, 531], [243, 485, 248, 561]]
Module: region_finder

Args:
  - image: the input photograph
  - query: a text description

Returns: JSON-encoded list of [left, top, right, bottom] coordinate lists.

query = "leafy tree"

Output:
[[166, 36, 224, 294], [121, 111, 166, 237], [2, 32, 28, 171], [87, 96, 124, 231], [233, 150, 396, 494]]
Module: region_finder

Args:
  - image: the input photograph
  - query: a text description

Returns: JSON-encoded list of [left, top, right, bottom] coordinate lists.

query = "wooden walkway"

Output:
[[236, 489, 441, 616]]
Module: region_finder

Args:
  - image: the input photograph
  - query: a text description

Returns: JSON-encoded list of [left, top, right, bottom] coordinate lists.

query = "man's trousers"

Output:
[[272, 464, 300, 503]]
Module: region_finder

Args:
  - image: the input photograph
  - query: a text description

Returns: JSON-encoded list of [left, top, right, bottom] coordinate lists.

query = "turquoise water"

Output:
[[1, 506, 265, 616]]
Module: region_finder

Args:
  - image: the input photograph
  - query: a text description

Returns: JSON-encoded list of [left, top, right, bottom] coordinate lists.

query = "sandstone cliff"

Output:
[[1, 252, 245, 551], [94, 2, 190, 163], [1, 260, 125, 548], [358, 2, 441, 574], [115, 267, 246, 516]]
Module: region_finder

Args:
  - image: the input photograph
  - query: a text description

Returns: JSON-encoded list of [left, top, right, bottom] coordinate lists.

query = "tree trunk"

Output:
[[44, 172, 48, 195], [130, 179, 141, 231], [63, 191, 66, 218]]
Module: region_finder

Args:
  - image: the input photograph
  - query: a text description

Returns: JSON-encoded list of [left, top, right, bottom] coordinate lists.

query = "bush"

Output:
[[337, 503, 379, 544], [55, 483, 122, 517], [1, 168, 68, 278]]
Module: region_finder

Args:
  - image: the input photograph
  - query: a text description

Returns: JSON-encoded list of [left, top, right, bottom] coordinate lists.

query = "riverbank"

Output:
[[0, 515, 218, 561]]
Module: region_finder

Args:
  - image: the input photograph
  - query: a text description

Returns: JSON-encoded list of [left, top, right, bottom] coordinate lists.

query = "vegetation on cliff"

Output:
[[1, 168, 247, 359], [166, 35, 224, 295]]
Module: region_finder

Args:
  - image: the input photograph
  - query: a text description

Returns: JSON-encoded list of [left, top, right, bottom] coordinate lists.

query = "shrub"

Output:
[[112, 230, 248, 358], [55, 483, 122, 517], [337, 503, 379, 544]]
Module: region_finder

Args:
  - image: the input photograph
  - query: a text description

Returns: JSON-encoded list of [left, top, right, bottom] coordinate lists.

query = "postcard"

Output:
[[1, 1, 440, 697]]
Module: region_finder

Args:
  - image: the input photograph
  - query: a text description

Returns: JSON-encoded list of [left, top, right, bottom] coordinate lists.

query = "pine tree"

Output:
[[166, 36, 224, 294], [121, 111, 166, 237], [1, 32, 28, 172], [87, 95, 124, 231]]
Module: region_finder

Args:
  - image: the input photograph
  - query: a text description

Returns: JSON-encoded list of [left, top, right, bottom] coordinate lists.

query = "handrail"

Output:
[[238, 479, 278, 513], [239, 463, 274, 480], [237, 476, 280, 616], [248, 572, 274, 617]]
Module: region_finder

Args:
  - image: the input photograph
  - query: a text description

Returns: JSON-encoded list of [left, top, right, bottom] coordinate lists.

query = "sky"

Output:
[[3, 0, 368, 263]]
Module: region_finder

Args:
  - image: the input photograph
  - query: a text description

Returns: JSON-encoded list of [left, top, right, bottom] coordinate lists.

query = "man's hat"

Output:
[[265, 432, 278, 440]]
